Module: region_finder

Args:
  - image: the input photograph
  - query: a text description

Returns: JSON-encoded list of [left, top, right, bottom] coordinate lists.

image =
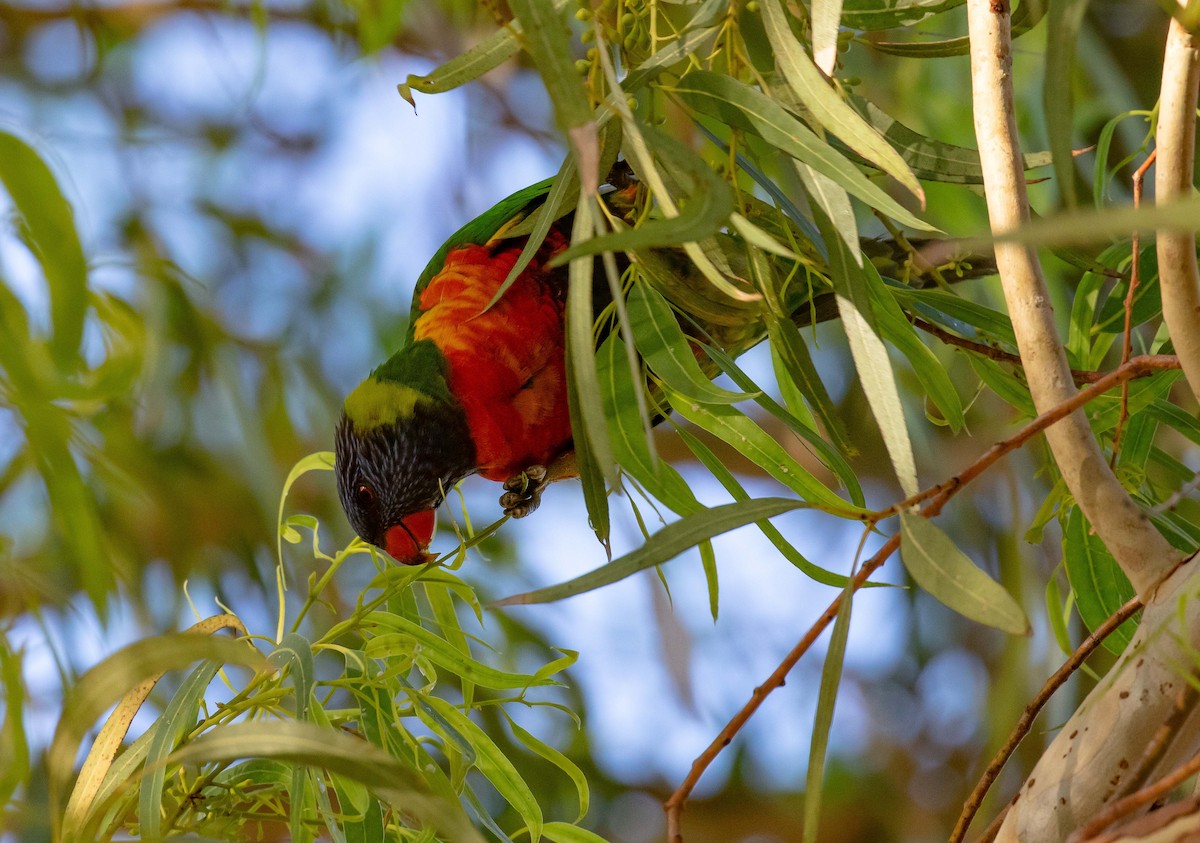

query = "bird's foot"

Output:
[[500, 465, 548, 519]]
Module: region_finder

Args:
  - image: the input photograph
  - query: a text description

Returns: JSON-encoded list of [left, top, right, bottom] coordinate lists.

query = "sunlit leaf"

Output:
[[899, 513, 1029, 634], [761, 0, 924, 202], [505, 715, 590, 823], [420, 695, 544, 842], [673, 72, 936, 230]]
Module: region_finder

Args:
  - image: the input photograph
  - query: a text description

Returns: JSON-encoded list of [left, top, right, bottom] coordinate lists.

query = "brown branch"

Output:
[[1110, 150, 1157, 466], [870, 355, 1181, 523], [1071, 686, 1200, 841], [950, 594, 1145, 843], [664, 354, 1180, 842], [912, 318, 1108, 385]]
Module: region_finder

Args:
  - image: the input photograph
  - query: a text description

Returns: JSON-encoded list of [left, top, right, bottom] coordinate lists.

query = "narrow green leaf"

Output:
[[510, 0, 597, 192], [597, 334, 702, 515], [363, 615, 558, 690], [803, 575, 853, 843], [1045, 575, 1074, 655], [700, 341, 863, 503], [676, 425, 858, 587], [422, 695, 544, 842], [626, 284, 749, 405], [841, 0, 965, 30], [138, 661, 223, 843], [968, 356, 1036, 416], [566, 199, 618, 485], [847, 94, 1052, 184], [761, 0, 924, 203], [666, 388, 864, 514], [550, 124, 735, 265], [542, 822, 612, 843], [673, 72, 937, 231], [867, 271, 964, 431], [869, 0, 1044, 51], [51, 634, 268, 825], [566, 338, 611, 552], [397, 0, 570, 106], [0, 131, 88, 370], [1043, 0, 1089, 208], [815, 206, 919, 498], [169, 721, 483, 842], [1062, 507, 1137, 654], [493, 498, 813, 606], [899, 513, 1029, 634], [888, 283, 1017, 346], [0, 643, 29, 808], [505, 715, 590, 823]]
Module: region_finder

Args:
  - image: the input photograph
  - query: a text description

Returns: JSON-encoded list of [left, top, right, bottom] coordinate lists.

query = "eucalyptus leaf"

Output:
[[673, 72, 937, 231], [899, 513, 1029, 634], [493, 498, 814, 606], [1063, 507, 1138, 654]]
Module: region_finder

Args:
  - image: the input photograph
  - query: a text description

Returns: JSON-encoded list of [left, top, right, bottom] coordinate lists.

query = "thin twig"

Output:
[[869, 355, 1180, 524], [1071, 691, 1200, 841], [950, 595, 1144, 843], [912, 317, 1110, 385], [664, 354, 1180, 842], [1110, 150, 1157, 467]]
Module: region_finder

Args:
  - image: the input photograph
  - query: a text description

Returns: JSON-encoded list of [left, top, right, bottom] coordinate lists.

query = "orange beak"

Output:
[[383, 509, 437, 565]]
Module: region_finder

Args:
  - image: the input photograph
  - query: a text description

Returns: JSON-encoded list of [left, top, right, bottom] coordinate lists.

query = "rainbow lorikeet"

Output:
[[335, 178, 613, 564], [335, 175, 986, 564]]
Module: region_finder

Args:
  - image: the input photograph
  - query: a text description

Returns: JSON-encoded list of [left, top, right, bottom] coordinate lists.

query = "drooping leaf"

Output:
[[626, 283, 750, 405], [666, 388, 864, 514], [848, 95, 1053, 183], [673, 72, 937, 231], [420, 695, 544, 842], [170, 721, 484, 842], [761, 0, 924, 202], [597, 333, 702, 515], [0, 131, 88, 371], [899, 513, 1029, 635], [510, 0, 598, 192], [397, 0, 570, 106], [803, 574, 853, 843], [676, 425, 858, 587], [1062, 506, 1138, 654], [493, 498, 814, 606]]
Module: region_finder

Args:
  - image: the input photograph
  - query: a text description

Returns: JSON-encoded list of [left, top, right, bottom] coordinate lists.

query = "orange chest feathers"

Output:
[[412, 235, 573, 480]]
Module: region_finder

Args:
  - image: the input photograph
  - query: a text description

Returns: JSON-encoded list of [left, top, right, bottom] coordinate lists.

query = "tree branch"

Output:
[[663, 354, 1179, 843], [1155, 13, 1200, 401], [967, 0, 1174, 595]]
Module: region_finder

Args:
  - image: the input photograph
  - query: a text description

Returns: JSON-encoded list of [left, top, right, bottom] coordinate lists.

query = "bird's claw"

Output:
[[500, 465, 548, 519]]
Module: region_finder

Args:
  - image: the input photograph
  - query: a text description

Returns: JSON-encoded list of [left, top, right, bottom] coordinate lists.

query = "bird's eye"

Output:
[[354, 483, 376, 510]]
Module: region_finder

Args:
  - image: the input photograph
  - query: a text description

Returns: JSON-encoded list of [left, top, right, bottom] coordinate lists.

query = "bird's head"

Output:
[[335, 359, 475, 564]]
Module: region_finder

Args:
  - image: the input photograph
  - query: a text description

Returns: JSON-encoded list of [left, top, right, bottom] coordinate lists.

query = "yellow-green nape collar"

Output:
[[344, 378, 431, 430]]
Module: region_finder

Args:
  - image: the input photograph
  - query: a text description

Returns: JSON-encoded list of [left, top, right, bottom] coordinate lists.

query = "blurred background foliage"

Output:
[[0, 0, 1189, 840]]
